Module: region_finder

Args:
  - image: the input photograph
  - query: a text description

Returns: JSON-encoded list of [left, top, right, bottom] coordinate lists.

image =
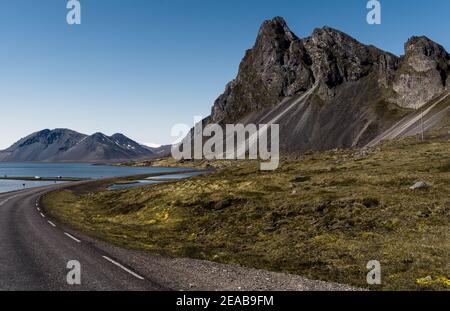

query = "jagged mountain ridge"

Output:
[[209, 17, 450, 151], [0, 129, 159, 162]]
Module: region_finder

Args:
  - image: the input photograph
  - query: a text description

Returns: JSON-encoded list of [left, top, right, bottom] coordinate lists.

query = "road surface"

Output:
[[0, 184, 359, 291], [0, 185, 169, 290]]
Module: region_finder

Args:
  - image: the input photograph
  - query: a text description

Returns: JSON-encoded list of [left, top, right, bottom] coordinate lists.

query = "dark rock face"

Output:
[[209, 17, 450, 151], [0, 129, 157, 162], [393, 36, 450, 108], [302, 27, 399, 97], [211, 17, 402, 124], [212, 17, 314, 123]]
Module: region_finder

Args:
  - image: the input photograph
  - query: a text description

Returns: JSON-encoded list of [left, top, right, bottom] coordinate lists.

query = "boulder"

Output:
[[409, 181, 430, 190]]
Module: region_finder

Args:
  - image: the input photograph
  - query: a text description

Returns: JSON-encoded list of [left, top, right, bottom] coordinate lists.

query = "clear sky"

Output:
[[1, 0, 449, 149]]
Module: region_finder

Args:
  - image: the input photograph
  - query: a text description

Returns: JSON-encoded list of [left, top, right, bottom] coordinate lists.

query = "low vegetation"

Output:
[[43, 131, 450, 290]]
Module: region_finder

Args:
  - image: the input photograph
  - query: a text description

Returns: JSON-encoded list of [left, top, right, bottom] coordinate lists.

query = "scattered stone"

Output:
[[314, 203, 327, 213], [214, 199, 233, 210], [362, 198, 380, 208], [416, 211, 430, 218], [423, 276, 433, 282], [291, 176, 311, 183], [409, 181, 429, 190], [264, 225, 277, 232], [361, 151, 369, 156]]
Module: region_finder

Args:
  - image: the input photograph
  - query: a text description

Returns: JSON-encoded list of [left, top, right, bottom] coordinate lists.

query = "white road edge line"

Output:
[[0, 194, 21, 206], [37, 207, 41, 211], [64, 232, 81, 243], [48, 221, 56, 227], [102, 256, 145, 280], [40, 213, 45, 218]]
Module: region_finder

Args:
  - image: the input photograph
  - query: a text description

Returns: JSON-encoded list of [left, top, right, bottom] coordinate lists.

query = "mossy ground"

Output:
[[43, 132, 450, 291]]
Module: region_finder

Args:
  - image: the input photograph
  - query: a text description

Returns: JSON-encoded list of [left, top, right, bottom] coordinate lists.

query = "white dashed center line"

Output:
[[12, 194, 147, 284], [64, 232, 81, 243], [102, 256, 145, 280]]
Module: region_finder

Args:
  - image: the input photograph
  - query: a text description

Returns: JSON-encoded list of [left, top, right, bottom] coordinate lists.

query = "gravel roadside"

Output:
[[79, 230, 361, 291]]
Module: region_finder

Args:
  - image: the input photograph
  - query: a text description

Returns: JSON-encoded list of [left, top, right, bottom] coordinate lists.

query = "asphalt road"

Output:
[[0, 185, 169, 291], [0, 184, 359, 291]]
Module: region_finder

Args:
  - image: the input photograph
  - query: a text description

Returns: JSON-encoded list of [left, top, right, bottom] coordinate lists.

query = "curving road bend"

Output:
[[0, 184, 359, 292], [0, 185, 169, 291]]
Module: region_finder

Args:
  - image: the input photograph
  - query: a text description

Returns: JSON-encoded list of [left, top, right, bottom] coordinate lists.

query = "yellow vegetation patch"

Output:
[[43, 131, 450, 291]]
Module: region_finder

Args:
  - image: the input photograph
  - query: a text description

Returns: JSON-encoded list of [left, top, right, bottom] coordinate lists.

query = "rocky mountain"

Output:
[[394, 36, 450, 109], [0, 129, 159, 162], [208, 17, 450, 151], [0, 129, 86, 162], [141, 144, 172, 157]]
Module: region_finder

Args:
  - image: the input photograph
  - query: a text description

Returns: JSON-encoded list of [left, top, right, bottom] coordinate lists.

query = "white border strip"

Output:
[[102, 256, 144, 280], [64, 232, 81, 243]]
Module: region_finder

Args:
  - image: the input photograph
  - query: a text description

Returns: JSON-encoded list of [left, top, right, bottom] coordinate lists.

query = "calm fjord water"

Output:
[[0, 163, 189, 193]]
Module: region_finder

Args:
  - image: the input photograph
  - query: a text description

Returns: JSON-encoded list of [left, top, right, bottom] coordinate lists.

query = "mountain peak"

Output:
[[91, 132, 107, 138], [0, 130, 158, 162], [308, 26, 368, 50], [208, 16, 449, 150], [257, 16, 298, 43], [111, 133, 127, 139], [312, 26, 344, 36], [212, 17, 400, 123], [405, 36, 449, 60], [31, 129, 51, 137], [392, 35, 450, 108]]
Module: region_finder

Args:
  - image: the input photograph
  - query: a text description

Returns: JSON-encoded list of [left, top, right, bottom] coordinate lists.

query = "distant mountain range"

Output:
[[0, 129, 169, 162], [201, 17, 449, 151]]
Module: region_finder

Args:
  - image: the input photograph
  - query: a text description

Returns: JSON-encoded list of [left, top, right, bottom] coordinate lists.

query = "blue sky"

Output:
[[0, 0, 449, 149]]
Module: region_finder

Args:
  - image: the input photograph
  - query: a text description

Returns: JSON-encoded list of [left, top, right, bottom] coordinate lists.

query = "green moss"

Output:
[[43, 133, 450, 291]]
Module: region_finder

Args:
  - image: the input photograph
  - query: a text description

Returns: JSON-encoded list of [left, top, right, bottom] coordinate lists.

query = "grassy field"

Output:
[[43, 132, 450, 290]]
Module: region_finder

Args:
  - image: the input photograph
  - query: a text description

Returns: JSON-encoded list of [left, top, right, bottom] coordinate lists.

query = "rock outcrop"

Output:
[[211, 17, 315, 123], [211, 17, 402, 124], [393, 36, 450, 109], [209, 17, 450, 151]]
